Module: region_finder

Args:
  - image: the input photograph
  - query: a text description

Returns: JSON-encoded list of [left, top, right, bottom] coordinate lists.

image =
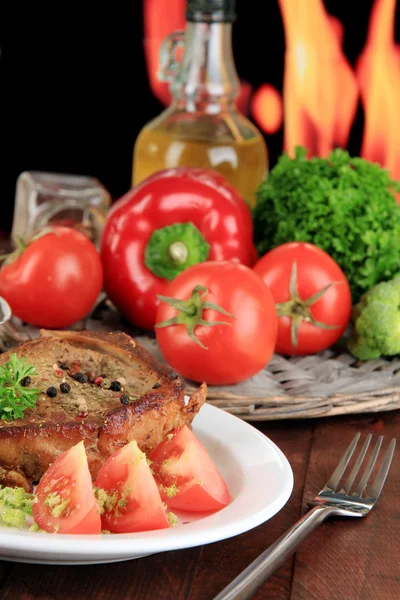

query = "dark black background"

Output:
[[2, 0, 398, 231]]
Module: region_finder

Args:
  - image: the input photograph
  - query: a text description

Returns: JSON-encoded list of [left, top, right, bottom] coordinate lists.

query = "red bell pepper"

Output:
[[101, 168, 256, 330]]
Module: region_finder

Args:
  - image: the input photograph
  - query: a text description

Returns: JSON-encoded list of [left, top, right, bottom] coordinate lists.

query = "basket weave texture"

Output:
[[1, 307, 400, 421], [136, 337, 400, 421]]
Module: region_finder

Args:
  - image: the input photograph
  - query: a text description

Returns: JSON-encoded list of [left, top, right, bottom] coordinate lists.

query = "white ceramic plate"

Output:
[[0, 404, 293, 565]]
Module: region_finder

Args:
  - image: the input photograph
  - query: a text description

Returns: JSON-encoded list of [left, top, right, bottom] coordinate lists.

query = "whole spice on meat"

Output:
[[101, 167, 257, 330], [72, 372, 88, 384], [46, 387, 58, 398], [109, 381, 121, 392], [60, 383, 71, 394], [120, 394, 130, 405]]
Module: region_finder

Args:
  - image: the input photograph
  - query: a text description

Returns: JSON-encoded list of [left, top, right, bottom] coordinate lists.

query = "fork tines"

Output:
[[323, 433, 396, 500]]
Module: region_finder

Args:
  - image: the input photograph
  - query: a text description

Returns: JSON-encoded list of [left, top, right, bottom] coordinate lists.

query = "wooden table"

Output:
[[0, 410, 399, 600]]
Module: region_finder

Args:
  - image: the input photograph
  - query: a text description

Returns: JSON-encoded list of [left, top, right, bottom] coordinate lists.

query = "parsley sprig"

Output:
[[0, 354, 40, 421]]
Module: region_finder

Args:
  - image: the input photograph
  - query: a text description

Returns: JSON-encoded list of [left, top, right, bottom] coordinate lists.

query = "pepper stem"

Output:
[[156, 285, 235, 349], [168, 241, 189, 264], [145, 223, 210, 281]]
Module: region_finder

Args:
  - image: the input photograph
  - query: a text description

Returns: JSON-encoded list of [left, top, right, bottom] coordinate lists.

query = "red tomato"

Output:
[[101, 168, 256, 331], [94, 440, 169, 533], [155, 261, 277, 385], [149, 425, 230, 512], [253, 242, 352, 356], [0, 227, 103, 329], [33, 441, 101, 534]]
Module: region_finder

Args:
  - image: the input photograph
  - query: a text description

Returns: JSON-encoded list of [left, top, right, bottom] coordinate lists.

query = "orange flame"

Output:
[[251, 84, 283, 135], [143, 0, 400, 189], [278, 0, 359, 157], [356, 0, 400, 181]]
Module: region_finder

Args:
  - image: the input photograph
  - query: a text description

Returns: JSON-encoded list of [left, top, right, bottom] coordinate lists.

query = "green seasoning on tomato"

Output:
[[44, 492, 70, 518], [29, 522, 47, 533], [167, 512, 179, 527], [0, 486, 34, 528], [93, 487, 119, 515], [164, 483, 179, 499]]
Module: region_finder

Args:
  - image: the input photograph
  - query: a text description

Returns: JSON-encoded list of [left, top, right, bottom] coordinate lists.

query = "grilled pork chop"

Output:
[[0, 330, 206, 491]]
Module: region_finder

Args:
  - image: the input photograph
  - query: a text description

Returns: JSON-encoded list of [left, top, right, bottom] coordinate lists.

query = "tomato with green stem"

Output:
[[155, 261, 278, 385], [253, 242, 352, 356]]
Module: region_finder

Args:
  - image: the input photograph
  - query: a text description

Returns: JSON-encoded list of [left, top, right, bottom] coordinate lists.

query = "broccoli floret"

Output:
[[348, 276, 400, 359]]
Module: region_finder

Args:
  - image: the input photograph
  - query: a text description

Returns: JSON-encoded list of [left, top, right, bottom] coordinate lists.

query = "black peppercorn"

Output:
[[58, 362, 68, 370], [152, 382, 161, 389], [60, 382, 71, 394], [120, 394, 130, 405], [110, 380, 121, 392], [46, 386, 58, 398], [73, 372, 88, 384], [20, 376, 31, 387]]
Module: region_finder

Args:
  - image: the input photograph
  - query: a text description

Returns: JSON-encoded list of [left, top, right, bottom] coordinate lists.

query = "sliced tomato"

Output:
[[149, 426, 230, 512], [33, 441, 101, 534], [94, 440, 169, 533]]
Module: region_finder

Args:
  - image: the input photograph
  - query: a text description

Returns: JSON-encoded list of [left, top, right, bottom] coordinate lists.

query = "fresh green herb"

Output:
[[253, 147, 400, 302], [0, 486, 34, 528], [0, 354, 41, 421]]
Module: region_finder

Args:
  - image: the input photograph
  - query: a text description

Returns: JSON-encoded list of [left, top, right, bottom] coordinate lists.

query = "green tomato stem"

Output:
[[156, 285, 235, 349]]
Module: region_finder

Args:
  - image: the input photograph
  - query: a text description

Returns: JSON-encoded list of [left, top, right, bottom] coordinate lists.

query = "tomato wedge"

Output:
[[32, 441, 101, 534], [94, 440, 169, 533], [149, 426, 230, 512]]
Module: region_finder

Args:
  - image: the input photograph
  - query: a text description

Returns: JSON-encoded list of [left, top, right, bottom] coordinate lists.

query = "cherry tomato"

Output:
[[33, 441, 101, 534], [149, 425, 230, 513], [94, 440, 169, 533], [253, 242, 352, 356], [0, 227, 103, 329], [155, 261, 278, 385]]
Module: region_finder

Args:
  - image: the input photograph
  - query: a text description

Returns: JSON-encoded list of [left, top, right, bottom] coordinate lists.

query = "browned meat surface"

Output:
[[0, 330, 206, 491]]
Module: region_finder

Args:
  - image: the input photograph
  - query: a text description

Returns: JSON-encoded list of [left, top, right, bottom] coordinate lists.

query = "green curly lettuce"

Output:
[[253, 147, 400, 302]]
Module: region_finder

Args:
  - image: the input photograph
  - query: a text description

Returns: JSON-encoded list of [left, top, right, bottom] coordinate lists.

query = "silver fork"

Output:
[[214, 433, 396, 600]]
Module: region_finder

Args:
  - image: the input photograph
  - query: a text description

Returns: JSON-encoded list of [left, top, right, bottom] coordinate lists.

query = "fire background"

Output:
[[2, 0, 399, 232]]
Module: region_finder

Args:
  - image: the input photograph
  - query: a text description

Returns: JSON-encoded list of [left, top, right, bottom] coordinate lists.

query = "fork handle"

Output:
[[213, 505, 334, 600]]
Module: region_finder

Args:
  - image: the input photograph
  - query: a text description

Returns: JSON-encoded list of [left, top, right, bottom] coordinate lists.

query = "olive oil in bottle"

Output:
[[133, 0, 267, 206]]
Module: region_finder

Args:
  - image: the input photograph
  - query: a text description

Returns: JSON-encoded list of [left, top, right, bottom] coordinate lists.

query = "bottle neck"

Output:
[[171, 21, 240, 114]]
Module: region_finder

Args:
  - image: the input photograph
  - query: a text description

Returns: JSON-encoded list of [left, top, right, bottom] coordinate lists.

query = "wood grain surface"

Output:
[[0, 410, 398, 600]]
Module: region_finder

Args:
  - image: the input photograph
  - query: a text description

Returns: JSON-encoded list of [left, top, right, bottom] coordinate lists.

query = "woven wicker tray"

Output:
[[1, 305, 400, 421]]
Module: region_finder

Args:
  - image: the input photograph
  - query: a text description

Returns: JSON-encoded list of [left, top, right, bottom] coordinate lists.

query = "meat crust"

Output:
[[0, 330, 206, 491]]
